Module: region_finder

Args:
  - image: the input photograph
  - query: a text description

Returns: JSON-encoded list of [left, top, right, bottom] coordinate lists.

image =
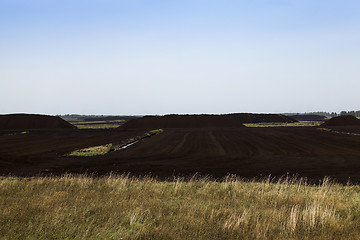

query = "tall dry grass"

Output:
[[0, 174, 360, 239]]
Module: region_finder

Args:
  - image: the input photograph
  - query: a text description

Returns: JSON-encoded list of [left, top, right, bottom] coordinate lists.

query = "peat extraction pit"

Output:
[[66, 129, 164, 157]]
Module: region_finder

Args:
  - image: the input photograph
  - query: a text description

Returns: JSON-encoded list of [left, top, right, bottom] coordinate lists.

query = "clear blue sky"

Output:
[[1, 0, 359, 115]]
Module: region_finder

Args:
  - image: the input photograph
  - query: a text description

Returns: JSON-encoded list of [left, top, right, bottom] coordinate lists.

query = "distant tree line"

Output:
[[339, 111, 360, 117], [284, 111, 360, 117]]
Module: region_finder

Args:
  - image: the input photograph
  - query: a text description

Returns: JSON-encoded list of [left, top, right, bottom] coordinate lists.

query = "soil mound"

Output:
[[228, 113, 297, 123], [321, 115, 360, 127], [0, 114, 76, 130], [289, 115, 327, 122], [120, 114, 246, 129]]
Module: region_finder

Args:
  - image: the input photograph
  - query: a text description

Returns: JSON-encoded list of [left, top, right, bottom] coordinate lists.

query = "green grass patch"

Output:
[[71, 120, 125, 129], [67, 129, 164, 157], [75, 124, 122, 129], [68, 144, 113, 157], [6, 131, 30, 136], [148, 129, 164, 135], [245, 121, 323, 127], [71, 120, 125, 125]]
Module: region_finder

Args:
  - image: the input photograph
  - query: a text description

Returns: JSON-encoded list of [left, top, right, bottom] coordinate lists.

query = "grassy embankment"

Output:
[[72, 120, 125, 129], [68, 129, 164, 157], [245, 121, 323, 127], [1, 175, 360, 239], [75, 124, 122, 129]]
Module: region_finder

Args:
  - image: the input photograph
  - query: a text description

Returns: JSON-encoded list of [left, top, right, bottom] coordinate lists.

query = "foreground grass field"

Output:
[[1, 175, 360, 239]]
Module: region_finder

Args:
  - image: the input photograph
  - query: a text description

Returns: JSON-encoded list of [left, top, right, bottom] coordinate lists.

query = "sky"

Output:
[[1, 0, 359, 115]]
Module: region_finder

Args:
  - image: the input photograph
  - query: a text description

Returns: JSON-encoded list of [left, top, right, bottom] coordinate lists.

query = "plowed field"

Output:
[[1, 126, 360, 183]]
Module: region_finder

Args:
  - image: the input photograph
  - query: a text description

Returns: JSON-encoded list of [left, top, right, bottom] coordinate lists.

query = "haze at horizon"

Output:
[[1, 0, 359, 115]]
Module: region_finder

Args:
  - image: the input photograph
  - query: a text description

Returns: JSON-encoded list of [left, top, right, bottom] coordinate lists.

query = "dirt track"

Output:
[[1, 127, 360, 183]]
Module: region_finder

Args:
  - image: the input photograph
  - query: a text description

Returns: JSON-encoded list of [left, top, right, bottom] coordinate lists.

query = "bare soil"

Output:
[[1, 125, 360, 183], [289, 114, 327, 121], [0, 114, 76, 130], [321, 115, 360, 126], [228, 113, 297, 123], [121, 114, 245, 129], [120, 113, 295, 130]]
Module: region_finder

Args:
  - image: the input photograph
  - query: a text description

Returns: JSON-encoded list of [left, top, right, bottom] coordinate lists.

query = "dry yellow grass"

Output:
[[0, 175, 360, 239]]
